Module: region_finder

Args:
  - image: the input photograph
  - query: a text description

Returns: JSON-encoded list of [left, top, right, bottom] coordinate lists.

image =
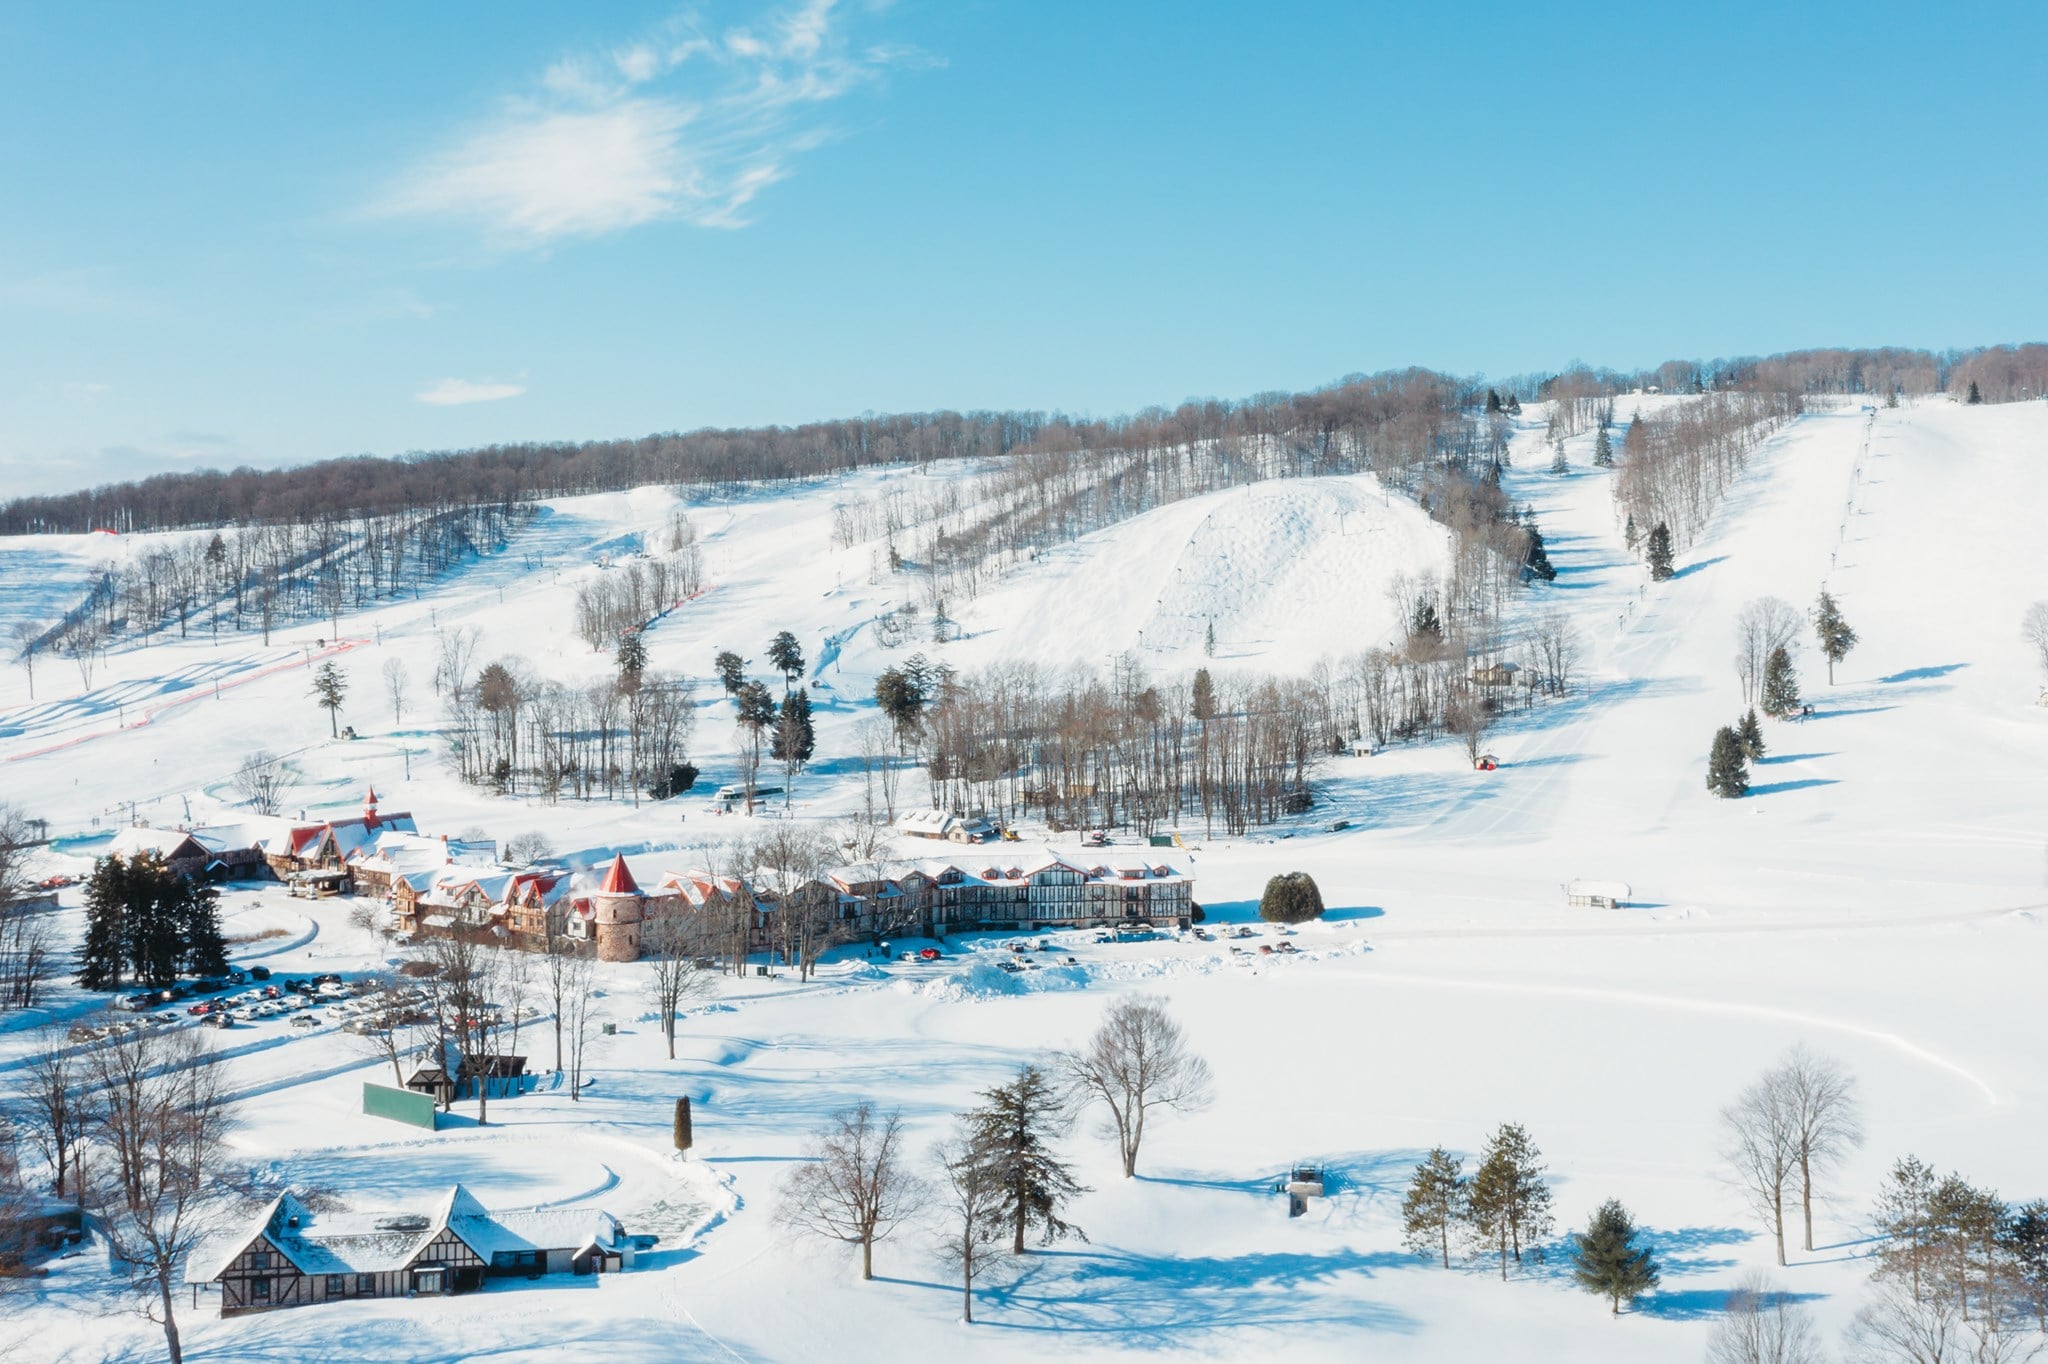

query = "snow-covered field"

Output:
[[4, 395, 2048, 1362]]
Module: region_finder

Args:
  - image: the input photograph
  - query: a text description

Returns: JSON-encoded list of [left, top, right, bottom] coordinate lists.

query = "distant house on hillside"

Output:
[[895, 808, 996, 843], [200, 1185, 635, 1316]]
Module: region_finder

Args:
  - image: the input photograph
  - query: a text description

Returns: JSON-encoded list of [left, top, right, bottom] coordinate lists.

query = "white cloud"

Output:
[[376, 0, 919, 245], [415, 378, 526, 406]]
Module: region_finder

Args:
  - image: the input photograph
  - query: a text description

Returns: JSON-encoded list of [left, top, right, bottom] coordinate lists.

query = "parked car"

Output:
[[1093, 932, 1113, 944], [1275, 942, 1298, 954], [918, 947, 943, 961], [201, 1012, 235, 1029], [248, 965, 272, 981], [261, 985, 281, 999], [1257, 944, 1273, 955], [120, 992, 158, 1011], [997, 959, 1025, 974], [146, 1012, 178, 1027], [39, 874, 75, 889], [290, 1015, 319, 1030], [187, 1002, 214, 1016], [190, 978, 224, 994], [225, 969, 247, 984]]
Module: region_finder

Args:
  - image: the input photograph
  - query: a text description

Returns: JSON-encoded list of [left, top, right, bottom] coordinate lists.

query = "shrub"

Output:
[[1259, 872, 1325, 924]]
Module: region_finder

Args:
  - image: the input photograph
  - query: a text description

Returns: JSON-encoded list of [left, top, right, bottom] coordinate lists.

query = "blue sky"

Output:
[[3, 1, 2044, 498]]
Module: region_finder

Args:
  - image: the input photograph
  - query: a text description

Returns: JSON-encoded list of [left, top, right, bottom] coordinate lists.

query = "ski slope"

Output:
[[5, 396, 2048, 1362]]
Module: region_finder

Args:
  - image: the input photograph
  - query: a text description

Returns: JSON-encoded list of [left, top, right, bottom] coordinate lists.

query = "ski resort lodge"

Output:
[[202, 1186, 636, 1315]]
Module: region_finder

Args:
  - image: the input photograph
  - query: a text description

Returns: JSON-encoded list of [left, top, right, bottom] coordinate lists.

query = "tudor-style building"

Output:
[[202, 1184, 634, 1315]]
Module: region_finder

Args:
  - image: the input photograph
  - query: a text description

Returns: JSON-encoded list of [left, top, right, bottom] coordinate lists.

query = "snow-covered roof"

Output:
[[107, 826, 206, 859], [1567, 879, 1631, 902], [196, 1184, 623, 1286]]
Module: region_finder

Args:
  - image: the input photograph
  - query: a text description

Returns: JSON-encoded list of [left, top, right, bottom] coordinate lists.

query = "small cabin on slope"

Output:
[[1565, 879, 1631, 911]]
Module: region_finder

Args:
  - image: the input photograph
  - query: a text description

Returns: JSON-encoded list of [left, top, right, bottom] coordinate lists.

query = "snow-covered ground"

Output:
[[4, 395, 2048, 1361]]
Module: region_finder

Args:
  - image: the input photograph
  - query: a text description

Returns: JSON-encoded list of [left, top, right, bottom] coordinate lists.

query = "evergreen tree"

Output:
[[174, 877, 227, 977], [76, 855, 132, 990], [1549, 441, 1569, 474], [1886, 386, 1900, 409], [674, 1097, 693, 1153], [770, 687, 816, 770], [932, 599, 952, 644], [873, 667, 926, 742], [1572, 1199, 1660, 1314], [1190, 668, 1217, 723], [1737, 707, 1766, 762], [1966, 379, 1983, 404], [1409, 598, 1444, 644], [1505, 394, 1521, 415], [1708, 726, 1750, 798], [2001, 1199, 2048, 1332], [1258, 872, 1325, 924], [615, 630, 647, 691], [1623, 513, 1639, 552], [713, 650, 746, 696], [1872, 1155, 1939, 1302], [1646, 523, 1675, 582], [1203, 616, 1216, 658], [1761, 645, 1801, 716], [1467, 1123, 1555, 1279], [310, 660, 348, 738], [962, 1064, 1088, 1254], [1523, 523, 1557, 582], [1486, 388, 1502, 414], [1593, 425, 1614, 467], [1402, 1147, 1468, 1268], [766, 631, 805, 691], [1812, 589, 1857, 685]]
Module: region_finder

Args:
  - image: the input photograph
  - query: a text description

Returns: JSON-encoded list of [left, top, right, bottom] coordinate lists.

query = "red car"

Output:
[[918, 947, 943, 961], [187, 1002, 214, 1016], [40, 875, 75, 890]]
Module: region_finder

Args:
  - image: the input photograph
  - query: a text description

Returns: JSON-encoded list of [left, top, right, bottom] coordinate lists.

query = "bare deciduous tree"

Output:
[[1735, 598, 1803, 706], [1845, 1271, 2041, 1364], [0, 805, 55, 1011], [82, 1027, 235, 1364], [382, 657, 410, 724], [644, 911, 717, 1060], [18, 1026, 90, 1200], [776, 1102, 927, 1280], [1525, 610, 1583, 697], [1056, 995, 1213, 1178], [434, 624, 480, 699], [1706, 1270, 1826, 1364], [562, 951, 602, 1100], [2024, 603, 2048, 681], [1780, 1045, 1863, 1253], [232, 750, 293, 817], [1722, 1066, 1801, 1266], [934, 1129, 1007, 1324]]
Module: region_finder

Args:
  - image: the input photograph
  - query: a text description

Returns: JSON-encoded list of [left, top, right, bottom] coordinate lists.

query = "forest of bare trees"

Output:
[[444, 650, 696, 802]]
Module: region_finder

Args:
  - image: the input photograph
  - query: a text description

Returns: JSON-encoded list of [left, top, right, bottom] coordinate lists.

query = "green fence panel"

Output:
[[363, 1081, 438, 1130]]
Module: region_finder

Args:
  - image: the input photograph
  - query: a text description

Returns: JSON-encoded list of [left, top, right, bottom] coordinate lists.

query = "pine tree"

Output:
[[1886, 386, 1900, 409], [1203, 616, 1216, 658], [1761, 645, 1801, 717], [1549, 441, 1568, 474], [1623, 514, 1639, 553], [1505, 394, 1521, 415], [1966, 379, 1983, 404], [1708, 726, 1750, 798], [770, 687, 816, 770], [1409, 598, 1444, 644], [766, 631, 805, 691], [1593, 426, 1614, 467], [932, 599, 952, 644], [962, 1064, 1088, 1254], [1572, 1199, 1660, 1314], [1467, 1123, 1555, 1280], [174, 877, 228, 977], [1873, 1155, 1938, 1301], [1402, 1147, 1468, 1268], [76, 855, 131, 990], [615, 630, 647, 690], [310, 660, 348, 738], [1190, 668, 1217, 723], [1646, 523, 1674, 582], [1737, 707, 1766, 762], [674, 1097, 693, 1153], [2001, 1200, 2048, 1331], [1812, 589, 1857, 685], [713, 650, 746, 695], [1523, 523, 1557, 582], [1486, 388, 1502, 414]]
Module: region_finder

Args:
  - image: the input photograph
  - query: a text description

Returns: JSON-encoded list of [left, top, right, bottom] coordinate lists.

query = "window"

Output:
[[326, 1274, 345, 1297], [251, 1277, 271, 1303], [249, 1250, 269, 1271], [492, 1250, 542, 1270], [414, 1268, 445, 1294], [357, 1274, 375, 1296]]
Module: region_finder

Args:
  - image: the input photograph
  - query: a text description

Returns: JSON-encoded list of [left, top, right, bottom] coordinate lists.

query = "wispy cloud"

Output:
[[415, 378, 526, 406], [375, 0, 924, 246]]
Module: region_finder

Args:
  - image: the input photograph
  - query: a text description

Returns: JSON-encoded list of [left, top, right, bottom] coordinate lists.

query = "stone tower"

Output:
[[591, 854, 645, 962]]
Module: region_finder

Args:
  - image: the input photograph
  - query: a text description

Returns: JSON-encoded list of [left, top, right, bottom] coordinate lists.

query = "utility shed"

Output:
[[1565, 880, 1631, 911]]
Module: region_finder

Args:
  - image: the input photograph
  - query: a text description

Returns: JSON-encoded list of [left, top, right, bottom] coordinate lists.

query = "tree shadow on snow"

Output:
[[1669, 555, 1729, 580], [1754, 751, 1834, 765], [973, 1245, 1419, 1343], [1879, 663, 1967, 684], [1749, 778, 1840, 797]]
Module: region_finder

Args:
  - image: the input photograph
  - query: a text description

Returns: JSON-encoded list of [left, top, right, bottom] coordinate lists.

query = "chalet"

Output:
[[816, 849, 1195, 934], [1471, 660, 1522, 688], [1565, 879, 1631, 911], [201, 1185, 634, 1316], [262, 788, 416, 881], [106, 826, 212, 878]]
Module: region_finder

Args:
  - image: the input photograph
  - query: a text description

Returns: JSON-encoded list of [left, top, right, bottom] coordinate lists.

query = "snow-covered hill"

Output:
[[5, 395, 2048, 1363]]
